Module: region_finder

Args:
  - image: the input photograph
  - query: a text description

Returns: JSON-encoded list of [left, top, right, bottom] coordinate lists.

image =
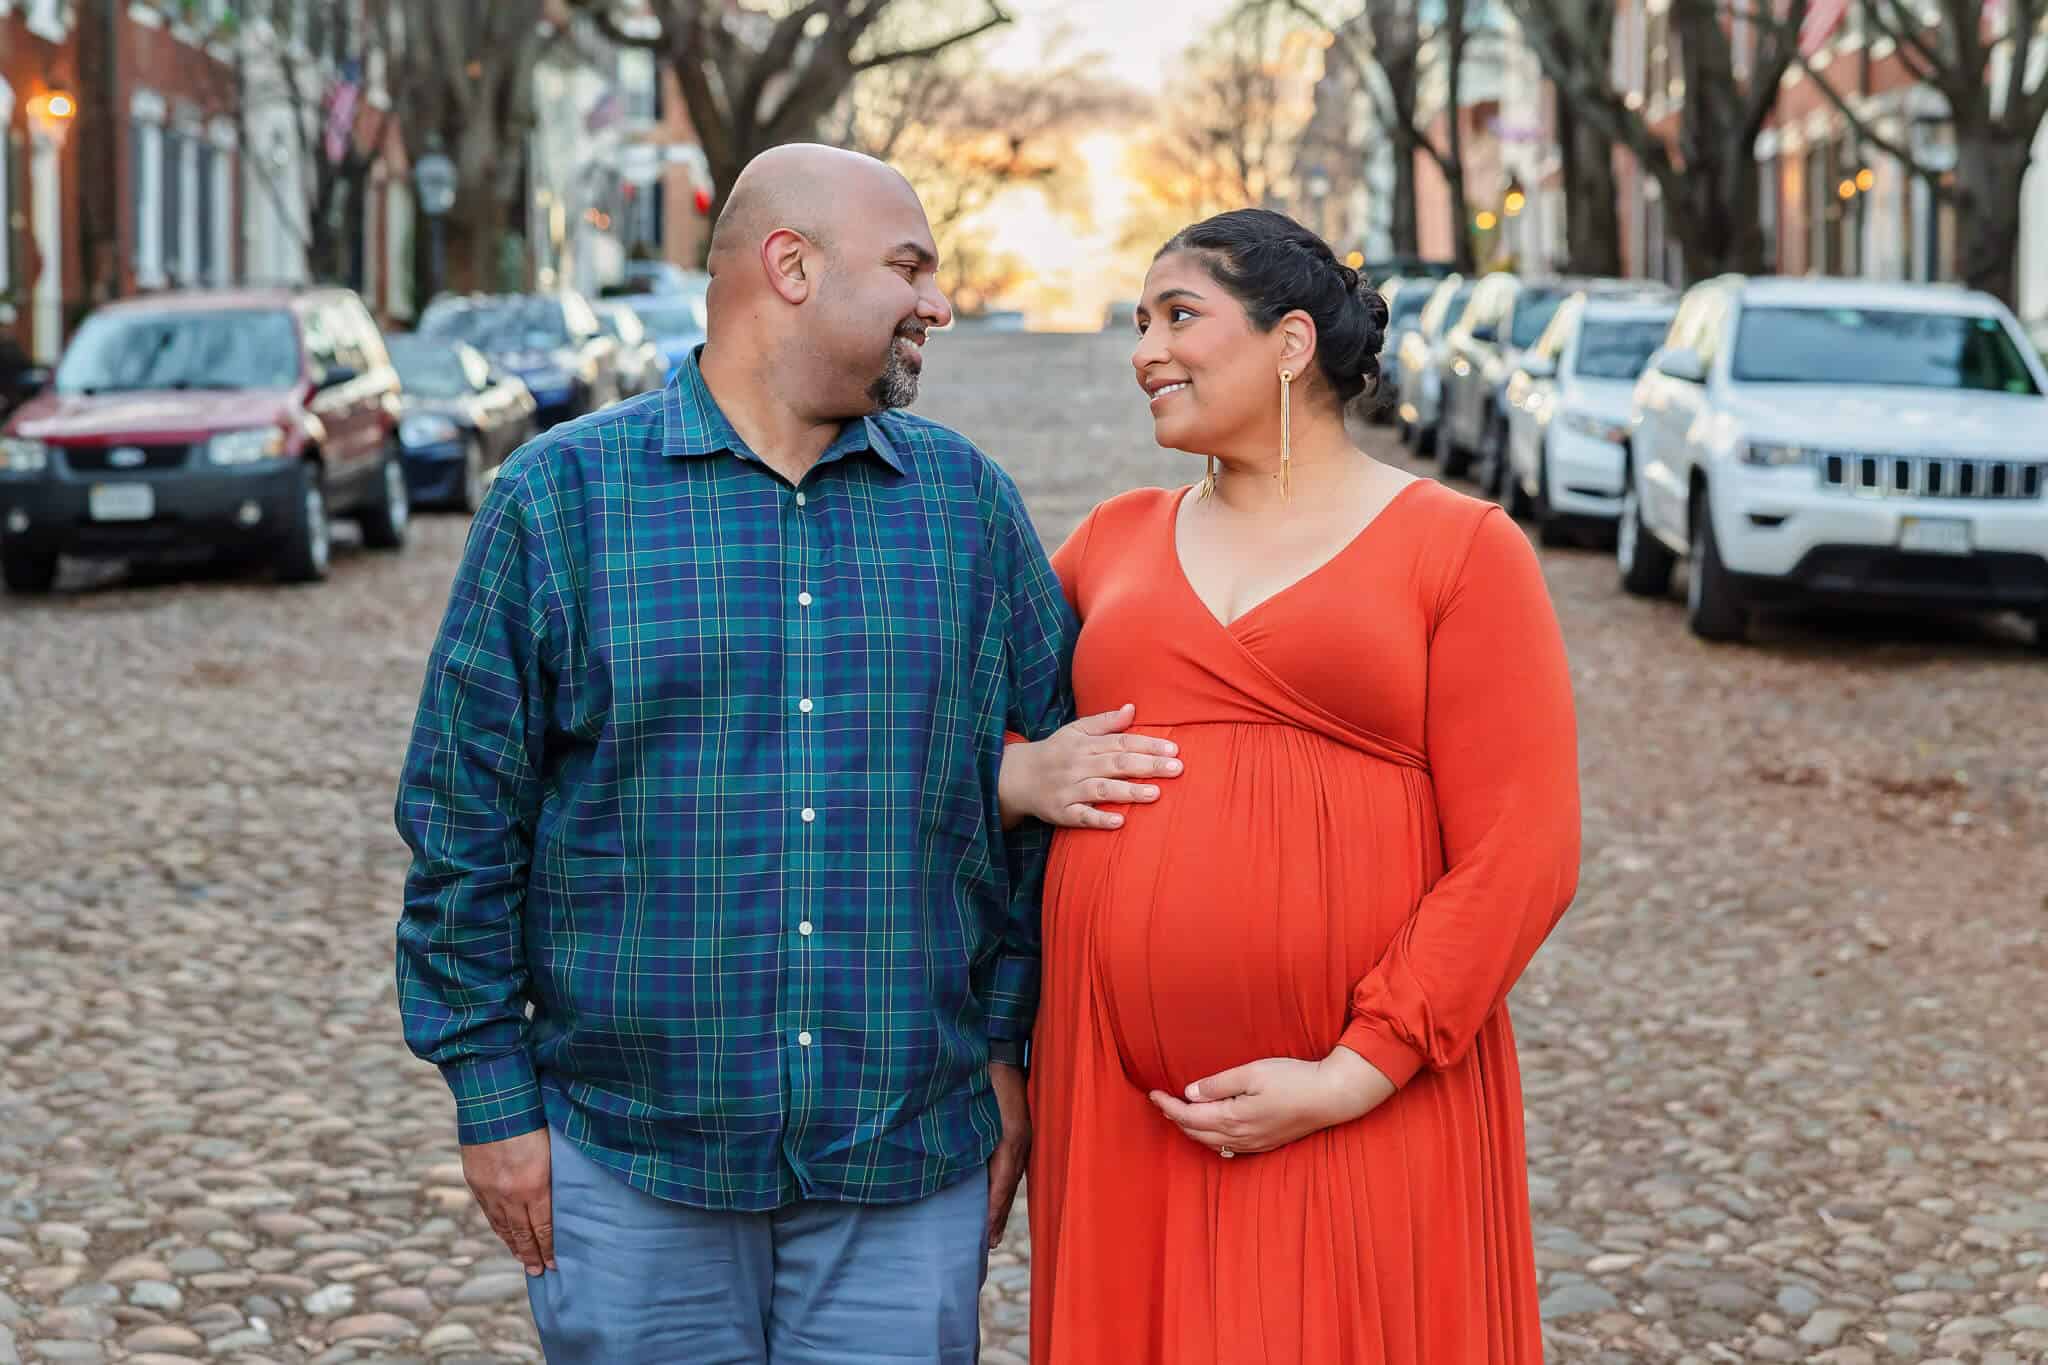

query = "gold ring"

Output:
[[1219, 1148, 1235, 1159]]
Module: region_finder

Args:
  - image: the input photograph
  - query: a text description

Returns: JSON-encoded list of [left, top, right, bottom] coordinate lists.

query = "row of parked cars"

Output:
[[0, 273, 709, 594], [1379, 267, 2048, 648]]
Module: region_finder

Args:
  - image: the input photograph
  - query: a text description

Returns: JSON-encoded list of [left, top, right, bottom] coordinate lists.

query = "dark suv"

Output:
[[0, 288, 408, 593], [417, 292, 620, 430]]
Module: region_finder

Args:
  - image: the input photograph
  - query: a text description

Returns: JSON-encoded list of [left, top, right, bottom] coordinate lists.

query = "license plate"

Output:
[[1898, 516, 1971, 556], [89, 483, 155, 522]]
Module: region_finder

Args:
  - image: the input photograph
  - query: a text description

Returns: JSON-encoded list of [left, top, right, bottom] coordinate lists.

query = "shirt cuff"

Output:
[[985, 952, 1040, 1044], [441, 1050, 548, 1146], [1337, 1018, 1427, 1091]]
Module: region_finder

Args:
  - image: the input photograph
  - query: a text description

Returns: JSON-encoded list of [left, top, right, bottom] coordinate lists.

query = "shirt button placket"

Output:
[[792, 484, 818, 1074]]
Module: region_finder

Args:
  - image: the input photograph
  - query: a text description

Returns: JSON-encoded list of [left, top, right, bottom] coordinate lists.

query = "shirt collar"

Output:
[[662, 346, 906, 476]]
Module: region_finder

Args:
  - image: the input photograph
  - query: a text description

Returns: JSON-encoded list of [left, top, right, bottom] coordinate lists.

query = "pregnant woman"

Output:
[[1027, 209, 1582, 1363]]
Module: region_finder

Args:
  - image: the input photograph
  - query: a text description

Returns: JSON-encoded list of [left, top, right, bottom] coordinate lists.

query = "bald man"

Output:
[[395, 145, 1182, 1362]]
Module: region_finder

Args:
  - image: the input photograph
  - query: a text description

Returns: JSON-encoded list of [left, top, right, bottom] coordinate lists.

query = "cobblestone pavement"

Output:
[[3, 330, 2046, 1364]]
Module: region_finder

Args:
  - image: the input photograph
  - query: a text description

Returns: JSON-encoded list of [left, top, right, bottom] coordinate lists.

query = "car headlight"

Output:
[[208, 427, 289, 466], [400, 414, 460, 448], [1742, 440, 1810, 468], [1559, 411, 1630, 444], [0, 437, 48, 473]]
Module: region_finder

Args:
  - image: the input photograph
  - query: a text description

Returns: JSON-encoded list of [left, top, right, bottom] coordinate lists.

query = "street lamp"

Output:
[[413, 143, 457, 304]]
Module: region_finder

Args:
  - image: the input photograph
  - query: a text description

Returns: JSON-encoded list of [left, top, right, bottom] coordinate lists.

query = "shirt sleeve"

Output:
[[393, 471, 556, 1145], [983, 468, 1078, 1045], [1339, 508, 1581, 1086]]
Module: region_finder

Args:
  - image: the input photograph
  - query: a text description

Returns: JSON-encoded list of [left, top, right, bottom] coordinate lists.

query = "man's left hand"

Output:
[[1147, 1048, 1395, 1157], [985, 1061, 1031, 1249]]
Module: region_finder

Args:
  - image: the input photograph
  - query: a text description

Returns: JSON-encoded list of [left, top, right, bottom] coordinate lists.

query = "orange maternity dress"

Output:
[[1027, 478, 1581, 1365]]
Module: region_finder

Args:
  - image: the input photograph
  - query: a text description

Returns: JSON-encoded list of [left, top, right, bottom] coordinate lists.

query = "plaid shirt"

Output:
[[395, 352, 1073, 1211]]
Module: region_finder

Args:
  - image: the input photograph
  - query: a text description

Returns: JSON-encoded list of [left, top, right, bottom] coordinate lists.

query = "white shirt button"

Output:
[[797, 591, 813, 607], [798, 698, 813, 714], [801, 807, 816, 823], [798, 921, 814, 937], [797, 1030, 813, 1047], [795, 493, 807, 507]]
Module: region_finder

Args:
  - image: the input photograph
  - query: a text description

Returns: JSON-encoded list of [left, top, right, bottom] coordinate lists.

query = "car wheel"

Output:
[[276, 462, 332, 584], [1, 547, 59, 595], [1440, 431, 1471, 479], [1479, 416, 1511, 499], [1415, 421, 1437, 458], [458, 434, 487, 515], [2034, 610, 2048, 655], [1686, 490, 1749, 642], [1617, 465, 1674, 597], [359, 450, 410, 551]]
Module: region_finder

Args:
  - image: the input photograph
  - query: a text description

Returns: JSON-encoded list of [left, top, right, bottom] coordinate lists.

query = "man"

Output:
[[395, 145, 1181, 1362]]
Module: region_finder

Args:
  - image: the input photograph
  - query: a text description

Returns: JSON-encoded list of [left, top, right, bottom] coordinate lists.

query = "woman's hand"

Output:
[[1147, 1047, 1396, 1156], [999, 703, 1184, 830]]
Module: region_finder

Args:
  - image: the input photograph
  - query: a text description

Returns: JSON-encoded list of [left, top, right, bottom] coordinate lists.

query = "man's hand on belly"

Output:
[[998, 703, 1184, 831], [1146, 1048, 1397, 1157]]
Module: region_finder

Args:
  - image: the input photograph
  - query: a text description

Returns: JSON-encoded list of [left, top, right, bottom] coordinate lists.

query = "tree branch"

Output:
[[852, 1, 1012, 72]]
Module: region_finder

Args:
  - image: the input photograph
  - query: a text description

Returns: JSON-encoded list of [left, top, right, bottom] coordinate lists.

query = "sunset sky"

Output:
[[972, 0, 1250, 328]]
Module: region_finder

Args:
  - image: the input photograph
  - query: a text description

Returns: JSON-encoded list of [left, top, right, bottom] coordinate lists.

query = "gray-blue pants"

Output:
[[526, 1129, 989, 1363]]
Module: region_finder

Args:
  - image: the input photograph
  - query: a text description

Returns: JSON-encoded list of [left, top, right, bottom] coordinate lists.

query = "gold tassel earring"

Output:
[[1279, 369, 1294, 500], [1200, 455, 1219, 501]]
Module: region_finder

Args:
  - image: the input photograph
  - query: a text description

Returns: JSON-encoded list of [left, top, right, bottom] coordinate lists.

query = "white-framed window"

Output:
[[25, 0, 69, 43], [0, 77, 13, 302], [209, 118, 235, 286], [131, 89, 168, 288], [175, 118, 202, 283]]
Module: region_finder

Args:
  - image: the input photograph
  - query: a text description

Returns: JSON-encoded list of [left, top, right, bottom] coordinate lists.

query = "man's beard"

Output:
[[866, 333, 921, 411]]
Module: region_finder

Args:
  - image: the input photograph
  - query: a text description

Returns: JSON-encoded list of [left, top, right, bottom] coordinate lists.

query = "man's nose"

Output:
[[918, 285, 953, 331]]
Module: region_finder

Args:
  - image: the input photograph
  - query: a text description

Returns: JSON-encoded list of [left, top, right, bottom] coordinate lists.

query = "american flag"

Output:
[[1799, 0, 1851, 56], [324, 61, 361, 165]]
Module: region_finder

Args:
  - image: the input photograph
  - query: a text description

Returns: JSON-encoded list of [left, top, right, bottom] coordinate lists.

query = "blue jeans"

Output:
[[527, 1128, 989, 1363]]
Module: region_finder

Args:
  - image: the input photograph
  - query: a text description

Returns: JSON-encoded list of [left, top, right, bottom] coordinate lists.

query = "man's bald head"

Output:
[[708, 144, 923, 270]]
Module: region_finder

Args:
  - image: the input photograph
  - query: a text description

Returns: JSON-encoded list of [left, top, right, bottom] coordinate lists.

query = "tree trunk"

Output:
[[1389, 127, 1420, 256], [1952, 130, 2030, 308], [1557, 98, 1622, 276]]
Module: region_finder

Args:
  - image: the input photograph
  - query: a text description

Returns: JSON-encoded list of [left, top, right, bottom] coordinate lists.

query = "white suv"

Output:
[[1618, 276, 2048, 645]]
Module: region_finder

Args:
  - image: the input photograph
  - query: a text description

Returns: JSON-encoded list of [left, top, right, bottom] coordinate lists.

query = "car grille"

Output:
[[62, 443, 194, 473], [1816, 450, 2044, 501]]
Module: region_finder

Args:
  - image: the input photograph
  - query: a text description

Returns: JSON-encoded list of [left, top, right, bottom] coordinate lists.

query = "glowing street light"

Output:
[[1837, 178, 1857, 200], [1855, 167, 1875, 192], [1344, 250, 1365, 269], [1504, 189, 1527, 217], [1475, 210, 1499, 231]]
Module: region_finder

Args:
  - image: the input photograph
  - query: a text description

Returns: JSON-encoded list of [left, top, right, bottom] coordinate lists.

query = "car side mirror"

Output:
[[16, 365, 51, 395], [1657, 346, 1706, 384], [1520, 355, 1556, 380], [1470, 324, 1497, 344], [317, 364, 359, 390]]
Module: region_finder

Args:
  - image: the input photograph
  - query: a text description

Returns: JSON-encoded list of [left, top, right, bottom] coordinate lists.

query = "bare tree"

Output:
[[1794, 0, 2048, 307], [377, 0, 559, 293], [841, 47, 1127, 314], [1530, 0, 1623, 276], [1506, 0, 1813, 281], [1122, 4, 1317, 248], [570, 0, 1013, 237], [1282, 0, 1483, 270]]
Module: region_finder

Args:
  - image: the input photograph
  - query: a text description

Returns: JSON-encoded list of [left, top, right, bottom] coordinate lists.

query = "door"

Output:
[[30, 130, 62, 364], [1642, 289, 1723, 542]]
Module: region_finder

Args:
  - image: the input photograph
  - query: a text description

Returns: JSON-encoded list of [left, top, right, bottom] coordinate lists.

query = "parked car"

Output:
[[1500, 292, 1678, 544], [1393, 275, 1472, 455], [1368, 277, 1434, 423], [1363, 256, 1457, 282], [617, 291, 709, 384], [0, 337, 50, 427], [386, 334, 538, 513], [599, 261, 707, 299], [594, 301, 666, 397], [0, 287, 407, 593], [419, 292, 620, 430], [1441, 275, 1660, 489], [1618, 275, 2048, 645]]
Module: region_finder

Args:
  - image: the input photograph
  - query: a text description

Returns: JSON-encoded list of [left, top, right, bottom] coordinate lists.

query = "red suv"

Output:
[[0, 287, 408, 593]]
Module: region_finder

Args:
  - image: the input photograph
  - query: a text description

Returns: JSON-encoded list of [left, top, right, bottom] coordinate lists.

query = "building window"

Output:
[[131, 94, 168, 288], [210, 131, 235, 285], [1758, 154, 1779, 271], [0, 95, 13, 300], [162, 129, 185, 283], [197, 144, 217, 283]]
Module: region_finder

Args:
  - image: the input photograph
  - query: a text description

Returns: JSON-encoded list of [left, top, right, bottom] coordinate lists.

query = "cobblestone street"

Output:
[[4, 330, 2048, 1364]]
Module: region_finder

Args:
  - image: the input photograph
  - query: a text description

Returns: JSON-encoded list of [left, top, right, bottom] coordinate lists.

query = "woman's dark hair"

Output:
[[1157, 208, 1391, 406]]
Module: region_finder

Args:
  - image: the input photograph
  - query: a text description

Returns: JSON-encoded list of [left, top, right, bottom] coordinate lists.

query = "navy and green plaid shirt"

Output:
[[395, 351, 1073, 1212]]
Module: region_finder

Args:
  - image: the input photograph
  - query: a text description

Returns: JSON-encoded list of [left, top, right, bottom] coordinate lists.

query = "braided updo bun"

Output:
[[1157, 208, 1389, 405]]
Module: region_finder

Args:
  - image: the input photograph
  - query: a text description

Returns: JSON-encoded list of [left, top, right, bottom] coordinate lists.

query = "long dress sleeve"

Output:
[[1339, 507, 1581, 1087]]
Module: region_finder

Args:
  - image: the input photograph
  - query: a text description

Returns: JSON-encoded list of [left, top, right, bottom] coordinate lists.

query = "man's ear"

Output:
[[761, 228, 814, 305]]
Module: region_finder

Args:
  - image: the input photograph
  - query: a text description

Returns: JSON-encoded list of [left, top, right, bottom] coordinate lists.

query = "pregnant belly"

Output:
[[1042, 724, 1436, 1098]]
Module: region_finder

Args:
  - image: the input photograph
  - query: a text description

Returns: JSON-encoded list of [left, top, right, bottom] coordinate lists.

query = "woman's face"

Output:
[[1131, 251, 1288, 456]]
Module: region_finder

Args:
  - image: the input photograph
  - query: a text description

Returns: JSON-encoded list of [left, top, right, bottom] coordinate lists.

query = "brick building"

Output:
[[1, 0, 85, 364]]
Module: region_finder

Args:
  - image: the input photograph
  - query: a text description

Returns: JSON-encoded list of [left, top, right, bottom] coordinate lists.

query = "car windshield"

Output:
[[1509, 292, 1567, 348], [424, 299, 570, 352], [386, 337, 476, 399], [54, 309, 301, 394], [630, 299, 706, 337], [1387, 290, 1429, 330], [1576, 319, 1674, 380], [1731, 306, 2041, 393]]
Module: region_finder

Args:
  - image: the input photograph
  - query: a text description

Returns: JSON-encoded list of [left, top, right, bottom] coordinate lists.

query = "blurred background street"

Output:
[[6, 0, 2048, 1362]]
